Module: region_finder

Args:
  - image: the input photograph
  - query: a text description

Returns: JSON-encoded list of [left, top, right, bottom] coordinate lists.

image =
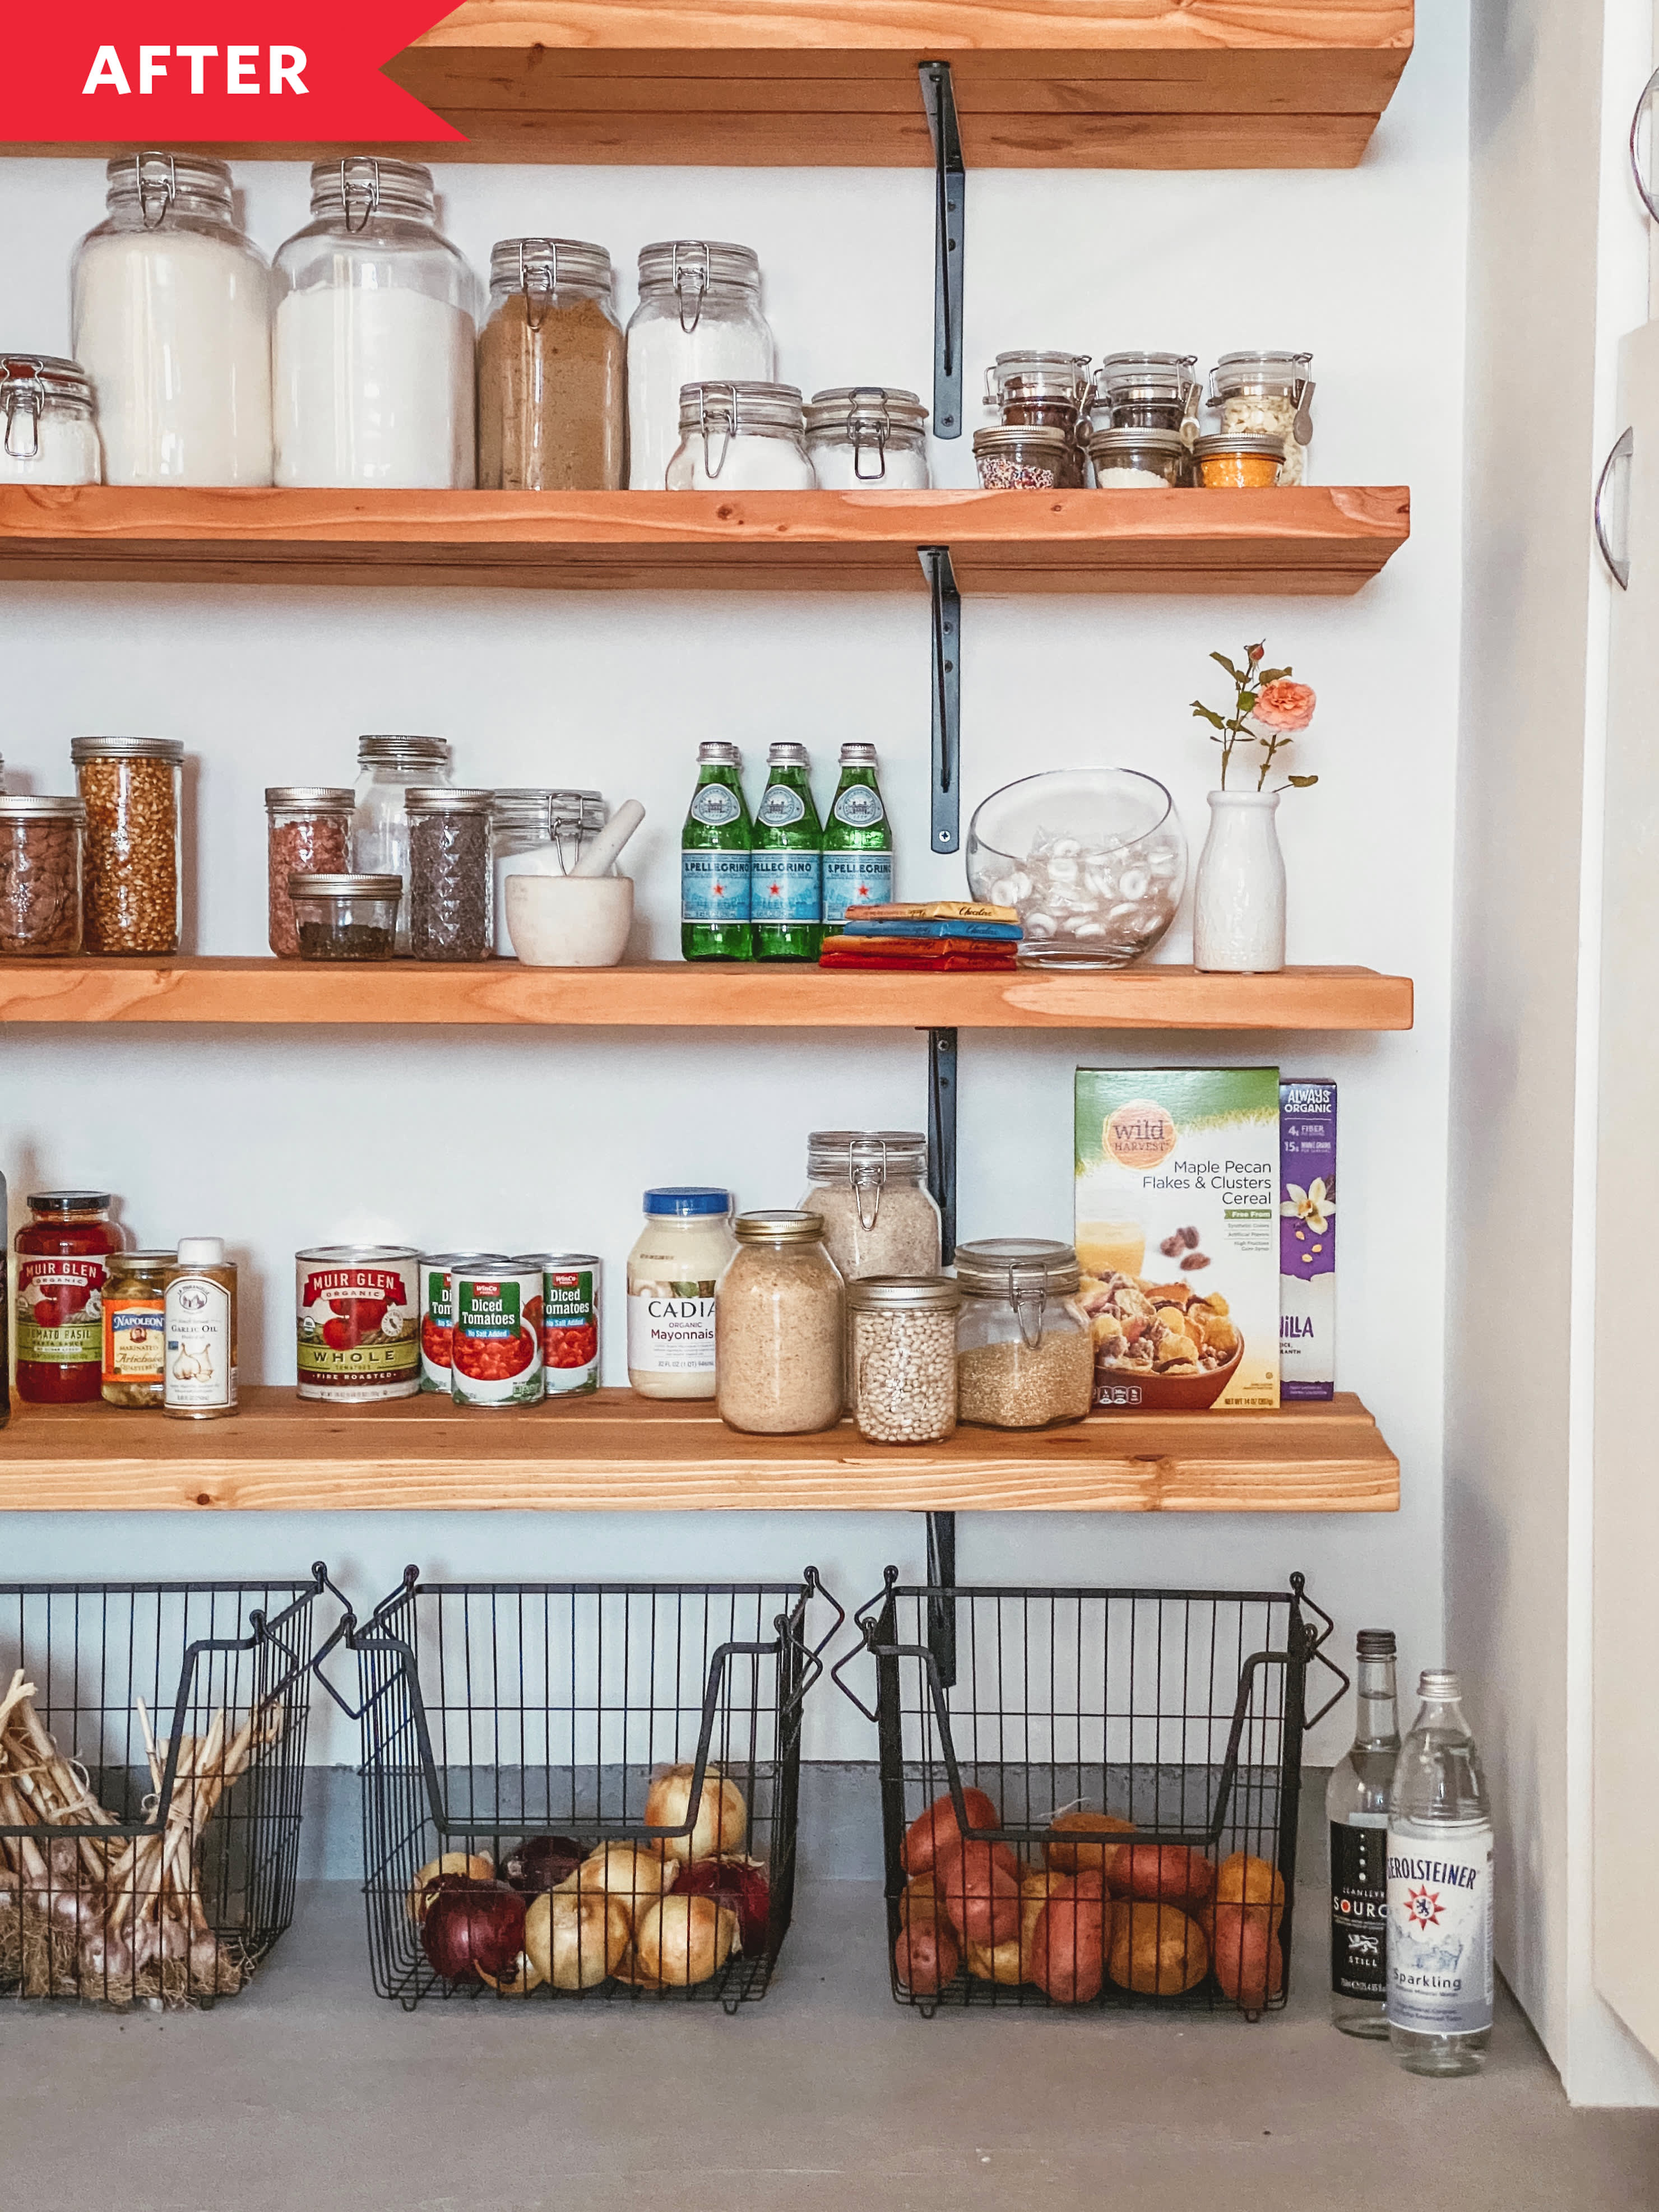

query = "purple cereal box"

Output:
[[1280, 1080, 1336, 1401]]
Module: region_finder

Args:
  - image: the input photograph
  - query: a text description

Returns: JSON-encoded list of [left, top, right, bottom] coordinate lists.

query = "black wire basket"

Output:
[[0, 1566, 329, 2007], [337, 1566, 841, 2011], [834, 1569, 1346, 2018]]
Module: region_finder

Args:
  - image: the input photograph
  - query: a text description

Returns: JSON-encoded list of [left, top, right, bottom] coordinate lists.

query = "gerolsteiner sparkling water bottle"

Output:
[[1386, 1668, 1494, 2076]]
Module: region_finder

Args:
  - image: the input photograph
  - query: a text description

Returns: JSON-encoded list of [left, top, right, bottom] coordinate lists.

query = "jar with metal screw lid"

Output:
[[955, 1237, 1093, 1430], [1204, 352, 1314, 483], [983, 352, 1090, 486], [71, 735, 183, 955], [1088, 427, 1192, 489], [102, 1250, 172, 1408], [289, 873, 402, 959], [715, 1211, 844, 1435], [666, 381, 813, 490], [267, 786, 353, 957], [352, 734, 452, 953], [847, 1276, 960, 1444], [406, 787, 493, 961], [478, 236, 624, 491], [1090, 353, 1199, 437], [0, 356, 100, 484], [805, 387, 931, 489], [1193, 433, 1286, 490], [627, 240, 776, 489], [0, 795, 84, 955], [974, 424, 1075, 491]]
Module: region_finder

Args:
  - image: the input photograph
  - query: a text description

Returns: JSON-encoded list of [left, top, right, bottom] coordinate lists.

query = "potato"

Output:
[[1044, 1808, 1136, 1876], [1029, 1873, 1108, 2005], [1210, 1902, 1285, 2012], [1115, 1842, 1215, 1907], [895, 1913, 960, 1995], [902, 1788, 1000, 1876], [899, 1874, 938, 1926], [932, 1838, 1021, 1948], [1215, 1852, 1285, 1927], [1108, 1903, 1209, 1996], [965, 1930, 1026, 1985]]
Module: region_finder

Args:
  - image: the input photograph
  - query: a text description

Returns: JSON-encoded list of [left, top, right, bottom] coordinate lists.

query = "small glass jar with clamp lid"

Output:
[[627, 241, 776, 489], [955, 1237, 1094, 1430], [490, 788, 606, 956], [1204, 351, 1314, 483], [666, 381, 813, 490], [800, 1130, 941, 1286], [805, 387, 931, 488], [0, 356, 100, 484], [478, 236, 624, 491], [1090, 353, 1200, 438], [983, 351, 1090, 488]]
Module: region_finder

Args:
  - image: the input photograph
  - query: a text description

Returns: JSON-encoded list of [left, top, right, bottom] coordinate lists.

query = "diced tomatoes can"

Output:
[[418, 1250, 508, 1393], [451, 1262, 545, 1408], [513, 1252, 601, 1399], [295, 1245, 420, 1402]]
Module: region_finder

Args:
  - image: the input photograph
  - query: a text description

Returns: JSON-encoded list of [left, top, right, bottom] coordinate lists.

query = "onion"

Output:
[[406, 1850, 494, 1924], [523, 1890, 631, 1990], [634, 1892, 737, 1987], [419, 1879, 526, 1984], [644, 1763, 748, 1863], [675, 1854, 771, 1954], [476, 1950, 545, 1997], [501, 1834, 587, 1896], [564, 1841, 678, 1925]]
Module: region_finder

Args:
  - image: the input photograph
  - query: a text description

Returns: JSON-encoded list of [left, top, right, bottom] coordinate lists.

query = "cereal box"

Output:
[[1280, 1079, 1336, 1401], [1074, 1068, 1281, 1412]]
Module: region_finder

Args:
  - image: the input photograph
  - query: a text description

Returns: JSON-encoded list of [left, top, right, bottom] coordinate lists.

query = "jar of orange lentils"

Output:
[[1192, 433, 1285, 490]]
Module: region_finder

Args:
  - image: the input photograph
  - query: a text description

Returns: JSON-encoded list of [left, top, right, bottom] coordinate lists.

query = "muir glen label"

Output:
[[17, 1257, 105, 1367], [295, 1251, 418, 1401]]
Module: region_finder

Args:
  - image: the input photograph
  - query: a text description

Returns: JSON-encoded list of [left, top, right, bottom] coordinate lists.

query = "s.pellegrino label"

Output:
[[1385, 1825, 1494, 2036], [681, 851, 752, 924], [823, 850, 893, 925], [1330, 1817, 1388, 2000]]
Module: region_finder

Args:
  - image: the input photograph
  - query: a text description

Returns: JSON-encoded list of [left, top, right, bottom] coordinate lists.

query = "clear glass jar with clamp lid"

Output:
[[666, 382, 814, 490], [983, 351, 1091, 488], [626, 241, 776, 489], [1090, 353, 1200, 438], [0, 356, 100, 484], [800, 1130, 942, 1285], [1204, 351, 1315, 483], [955, 1237, 1095, 1430], [805, 387, 931, 488], [478, 236, 624, 491], [490, 789, 606, 957]]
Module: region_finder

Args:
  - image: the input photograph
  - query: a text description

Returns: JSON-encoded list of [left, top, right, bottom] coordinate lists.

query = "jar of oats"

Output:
[[955, 1237, 1093, 1430], [71, 734, 183, 954], [715, 1209, 844, 1435], [800, 1130, 941, 1285], [847, 1276, 960, 1445]]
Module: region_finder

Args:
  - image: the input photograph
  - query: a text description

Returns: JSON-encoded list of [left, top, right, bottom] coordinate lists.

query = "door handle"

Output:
[[1595, 426, 1634, 590]]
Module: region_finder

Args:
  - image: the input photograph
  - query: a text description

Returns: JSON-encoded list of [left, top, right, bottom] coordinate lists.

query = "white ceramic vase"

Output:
[[1192, 790, 1286, 972]]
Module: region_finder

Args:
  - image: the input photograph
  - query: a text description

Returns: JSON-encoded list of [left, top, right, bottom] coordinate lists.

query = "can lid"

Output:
[[357, 734, 449, 765], [0, 794, 84, 818], [644, 1186, 731, 1217], [847, 1275, 960, 1312], [27, 1190, 111, 1212], [1192, 433, 1286, 458], [288, 873, 403, 897], [405, 786, 493, 814], [176, 1237, 224, 1265], [265, 786, 354, 810], [733, 1209, 824, 1243], [70, 735, 184, 763], [418, 1250, 509, 1267]]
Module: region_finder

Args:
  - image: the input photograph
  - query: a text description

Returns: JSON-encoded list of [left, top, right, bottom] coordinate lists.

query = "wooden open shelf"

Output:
[[0, 1388, 1400, 1514], [33, 3, 1415, 170], [0, 487, 1411, 597], [0, 960, 1413, 1031]]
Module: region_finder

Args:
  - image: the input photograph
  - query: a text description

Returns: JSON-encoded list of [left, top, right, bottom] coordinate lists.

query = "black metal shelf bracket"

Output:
[[924, 1023, 958, 1264], [919, 59, 965, 440], [920, 545, 961, 855], [925, 1509, 958, 1689]]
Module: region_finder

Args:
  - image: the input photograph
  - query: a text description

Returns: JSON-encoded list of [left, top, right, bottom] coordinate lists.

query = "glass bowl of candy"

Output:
[[965, 769, 1187, 968]]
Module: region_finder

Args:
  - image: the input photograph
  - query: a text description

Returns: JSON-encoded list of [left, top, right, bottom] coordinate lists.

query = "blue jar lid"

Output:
[[643, 1186, 731, 1217]]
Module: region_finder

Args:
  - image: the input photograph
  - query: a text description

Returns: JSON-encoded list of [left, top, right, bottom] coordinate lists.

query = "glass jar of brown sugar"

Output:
[[478, 238, 624, 492], [266, 786, 353, 957]]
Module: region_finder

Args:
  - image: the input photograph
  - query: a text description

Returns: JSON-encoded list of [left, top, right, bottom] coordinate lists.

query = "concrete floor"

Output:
[[4, 1882, 1657, 2212]]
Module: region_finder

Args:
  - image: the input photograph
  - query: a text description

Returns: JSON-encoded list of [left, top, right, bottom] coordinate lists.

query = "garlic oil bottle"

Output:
[[164, 1238, 238, 1419]]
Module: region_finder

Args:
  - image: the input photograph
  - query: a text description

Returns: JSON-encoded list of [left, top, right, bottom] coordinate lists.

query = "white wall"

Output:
[[1, 9, 1467, 1781]]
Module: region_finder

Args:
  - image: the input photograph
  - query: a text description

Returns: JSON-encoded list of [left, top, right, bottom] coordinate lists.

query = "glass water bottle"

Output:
[[1387, 1668, 1495, 2076], [1327, 1629, 1400, 2038], [680, 741, 753, 961], [752, 740, 822, 960], [822, 742, 893, 928]]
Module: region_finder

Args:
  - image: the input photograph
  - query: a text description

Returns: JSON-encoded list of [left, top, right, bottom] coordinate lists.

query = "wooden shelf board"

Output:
[[0, 1388, 1400, 1514], [0, 488, 1411, 597], [22, 4, 1414, 168], [0, 960, 1413, 1031]]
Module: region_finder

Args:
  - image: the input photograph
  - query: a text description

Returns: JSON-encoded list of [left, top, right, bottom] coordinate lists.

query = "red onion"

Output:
[[420, 1879, 527, 1984], [675, 1855, 771, 1954], [501, 1834, 587, 1895]]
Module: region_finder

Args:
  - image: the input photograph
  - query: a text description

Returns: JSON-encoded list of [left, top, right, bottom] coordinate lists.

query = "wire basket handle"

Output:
[[827, 1564, 901, 1722], [305, 1560, 384, 1721], [778, 1564, 845, 1715]]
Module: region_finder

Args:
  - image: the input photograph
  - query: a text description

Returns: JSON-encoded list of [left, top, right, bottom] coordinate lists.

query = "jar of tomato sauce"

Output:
[[16, 1190, 122, 1403]]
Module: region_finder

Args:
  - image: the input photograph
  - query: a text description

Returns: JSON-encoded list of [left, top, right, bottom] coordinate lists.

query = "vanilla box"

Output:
[[1280, 1078, 1336, 1401], [1074, 1068, 1281, 1412]]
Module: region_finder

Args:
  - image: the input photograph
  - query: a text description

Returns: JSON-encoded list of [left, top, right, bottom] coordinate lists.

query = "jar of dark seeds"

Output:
[[71, 734, 183, 954], [289, 873, 401, 959], [267, 786, 353, 957], [407, 787, 493, 961], [0, 794, 85, 954]]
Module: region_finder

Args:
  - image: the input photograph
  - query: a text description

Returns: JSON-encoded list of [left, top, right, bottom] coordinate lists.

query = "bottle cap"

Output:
[[1418, 1668, 1461, 1698], [1356, 1630, 1396, 1659], [643, 1187, 730, 1218], [176, 1237, 225, 1265]]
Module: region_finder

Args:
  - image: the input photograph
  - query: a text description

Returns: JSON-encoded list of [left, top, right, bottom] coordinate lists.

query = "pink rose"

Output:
[[1253, 679, 1316, 732]]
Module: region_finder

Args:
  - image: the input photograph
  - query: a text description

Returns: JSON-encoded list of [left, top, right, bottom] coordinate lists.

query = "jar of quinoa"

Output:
[[267, 787, 353, 957], [71, 735, 184, 954], [295, 1245, 419, 1402]]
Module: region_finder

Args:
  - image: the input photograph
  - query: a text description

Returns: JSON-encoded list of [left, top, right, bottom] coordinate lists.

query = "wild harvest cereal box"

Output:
[[1074, 1069, 1281, 1412]]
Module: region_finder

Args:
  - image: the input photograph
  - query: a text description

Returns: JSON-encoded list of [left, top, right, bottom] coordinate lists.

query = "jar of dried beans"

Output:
[[973, 425, 1074, 492], [478, 238, 624, 492], [1204, 351, 1314, 483], [847, 1276, 960, 1444], [0, 795, 84, 955], [71, 734, 183, 954], [406, 786, 493, 961], [266, 786, 353, 957], [954, 1237, 1093, 1431], [15, 1190, 122, 1404], [715, 1210, 844, 1436]]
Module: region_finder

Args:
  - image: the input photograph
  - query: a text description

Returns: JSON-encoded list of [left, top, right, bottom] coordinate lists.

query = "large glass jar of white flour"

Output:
[[272, 158, 478, 489], [625, 242, 775, 490], [71, 154, 272, 486]]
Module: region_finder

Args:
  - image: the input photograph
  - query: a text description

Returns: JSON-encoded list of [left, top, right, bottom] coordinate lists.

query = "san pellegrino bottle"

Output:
[[681, 740, 753, 961], [1327, 1629, 1399, 2037], [1387, 1668, 1494, 2076], [822, 741, 893, 928], [753, 740, 822, 961]]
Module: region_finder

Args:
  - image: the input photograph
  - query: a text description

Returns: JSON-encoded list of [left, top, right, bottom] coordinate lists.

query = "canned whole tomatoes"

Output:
[[418, 1251, 508, 1393], [514, 1253, 601, 1399], [451, 1263, 545, 1408], [295, 1246, 419, 1402]]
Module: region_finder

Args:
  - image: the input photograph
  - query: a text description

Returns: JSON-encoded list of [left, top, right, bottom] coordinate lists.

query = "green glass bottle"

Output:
[[752, 740, 823, 961], [822, 741, 894, 928], [681, 740, 753, 961]]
